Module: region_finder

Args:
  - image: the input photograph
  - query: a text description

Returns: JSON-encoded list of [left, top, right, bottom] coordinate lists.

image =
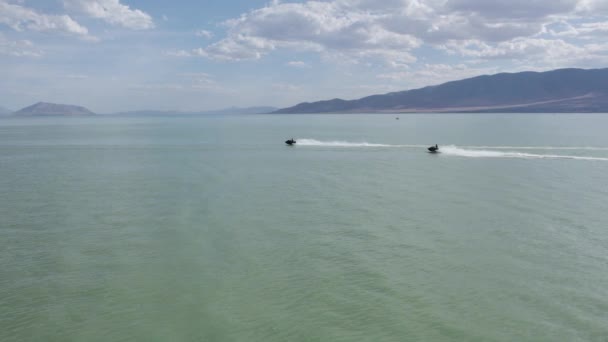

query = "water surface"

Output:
[[1, 114, 608, 341]]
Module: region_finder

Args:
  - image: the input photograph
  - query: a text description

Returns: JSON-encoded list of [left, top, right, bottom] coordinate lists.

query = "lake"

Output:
[[1, 114, 607, 341]]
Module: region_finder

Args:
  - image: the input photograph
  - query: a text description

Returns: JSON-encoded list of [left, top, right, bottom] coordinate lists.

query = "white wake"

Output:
[[461, 145, 608, 151], [295, 139, 396, 147], [439, 145, 608, 161], [293, 139, 608, 161]]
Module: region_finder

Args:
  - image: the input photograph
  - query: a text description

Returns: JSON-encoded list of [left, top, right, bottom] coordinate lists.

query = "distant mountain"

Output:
[[112, 106, 278, 116], [274, 68, 608, 113], [13, 102, 95, 116]]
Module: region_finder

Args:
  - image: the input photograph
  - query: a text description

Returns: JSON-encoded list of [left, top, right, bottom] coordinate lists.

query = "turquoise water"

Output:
[[1, 114, 608, 341]]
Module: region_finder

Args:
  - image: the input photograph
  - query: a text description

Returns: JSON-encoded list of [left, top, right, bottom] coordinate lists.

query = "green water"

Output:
[[1, 114, 608, 341]]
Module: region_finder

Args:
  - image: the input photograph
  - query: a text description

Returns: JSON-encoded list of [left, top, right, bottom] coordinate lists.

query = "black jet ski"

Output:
[[285, 138, 296, 146], [428, 144, 439, 153]]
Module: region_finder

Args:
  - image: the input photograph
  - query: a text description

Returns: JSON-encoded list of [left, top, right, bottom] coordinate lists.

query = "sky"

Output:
[[1, 0, 608, 113]]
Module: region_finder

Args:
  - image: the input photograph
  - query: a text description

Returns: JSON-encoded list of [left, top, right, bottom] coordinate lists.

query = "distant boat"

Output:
[[285, 138, 296, 146], [428, 144, 439, 153]]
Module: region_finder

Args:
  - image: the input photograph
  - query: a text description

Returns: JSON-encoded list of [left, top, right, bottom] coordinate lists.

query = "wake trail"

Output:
[[295, 139, 608, 151], [438, 145, 608, 161], [461, 145, 608, 151], [294, 139, 608, 161], [296, 139, 421, 148]]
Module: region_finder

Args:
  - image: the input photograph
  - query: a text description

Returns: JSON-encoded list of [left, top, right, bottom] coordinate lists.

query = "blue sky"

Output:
[[1, 0, 608, 112]]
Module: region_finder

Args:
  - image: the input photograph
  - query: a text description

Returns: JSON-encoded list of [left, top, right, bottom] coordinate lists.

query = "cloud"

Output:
[[381, 5, 544, 43], [441, 38, 584, 60], [576, 0, 608, 13], [192, 35, 275, 61], [378, 63, 500, 88], [546, 20, 608, 40], [439, 37, 608, 70], [286, 60, 309, 68], [195, 29, 213, 39], [0, 0, 89, 36], [180, 0, 608, 69], [572, 22, 608, 37], [0, 33, 42, 57], [192, 1, 420, 65], [64, 0, 154, 29]]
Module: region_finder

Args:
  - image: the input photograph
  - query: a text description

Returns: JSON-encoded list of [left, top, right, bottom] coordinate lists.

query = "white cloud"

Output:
[[193, 1, 420, 65], [0, 1, 89, 36], [0, 33, 42, 57], [572, 22, 608, 38], [181, 0, 608, 69], [576, 0, 608, 13], [378, 63, 500, 87], [441, 38, 584, 60], [64, 0, 154, 30], [286, 60, 309, 68], [439, 37, 608, 70], [547, 20, 608, 40], [195, 29, 213, 39], [382, 6, 544, 43], [193, 35, 276, 61]]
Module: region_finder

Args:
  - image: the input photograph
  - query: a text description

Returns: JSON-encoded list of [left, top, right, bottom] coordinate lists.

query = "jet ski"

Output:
[[428, 144, 439, 153], [285, 138, 296, 146]]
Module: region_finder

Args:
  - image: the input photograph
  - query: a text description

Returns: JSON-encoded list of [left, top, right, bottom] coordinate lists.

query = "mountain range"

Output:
[[274, 68, 608, 113], [4, 68, 608, 116], [12, 102, 96, 116], [2, 103, 278, 117]]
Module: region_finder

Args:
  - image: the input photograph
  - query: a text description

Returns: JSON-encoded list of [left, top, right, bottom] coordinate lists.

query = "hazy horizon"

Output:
[[2, 0, 608, 113]]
